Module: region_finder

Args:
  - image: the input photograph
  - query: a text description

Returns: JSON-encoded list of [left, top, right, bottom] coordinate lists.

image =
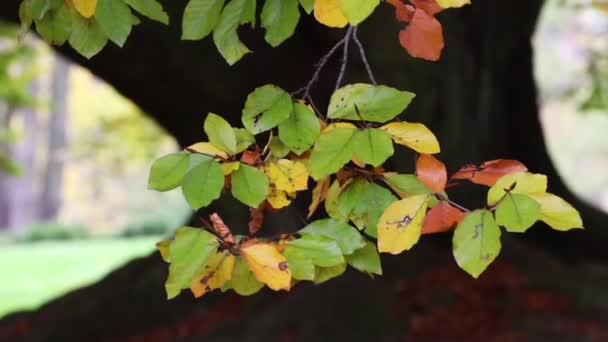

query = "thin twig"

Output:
[[335, 27, 354, 90], [353, 26, 377, 85], [434, 193, 472, 213]]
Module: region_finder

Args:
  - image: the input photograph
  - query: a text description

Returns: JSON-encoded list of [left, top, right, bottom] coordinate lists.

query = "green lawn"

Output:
[[0, 237, 159, 318]]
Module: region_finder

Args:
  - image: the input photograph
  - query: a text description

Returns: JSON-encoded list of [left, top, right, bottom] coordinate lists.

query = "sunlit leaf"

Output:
[[436, 0, 471, 9], [166, 227, 219, 299], [382, 172, 431, 198], [284, 247, 315, 280], [377, 194, 428, 254], [495, 193, 540, 233], [529, 193, 583, 231], [487, 172, 547, 205], [267, 159, 309, 193], [242, 84, 293, 134], [452, 210, 501, 278], [240, 241, 291, 291], [340, 0, 380, 25], [212, 0, 252, 65], [156, 239, 172, 262], [234, 128, 256, 153], [313, 0, 348, 28], [380, 122, 440, 154], [73, 0, 98, 18], [221, 161, 241, 175], [187, 142, 229, 159], [231, 164, 269, 207], [204, 113, 237, 155], [309, 126, 357, 179], [148, 152, 190, 191], [328, 84, 415, 123], [190, 251, 235, 298]]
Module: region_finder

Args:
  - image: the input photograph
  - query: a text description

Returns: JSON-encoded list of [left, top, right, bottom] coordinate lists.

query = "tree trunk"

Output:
[[2, 1, 608, 340], [40, 56, 69, 220]]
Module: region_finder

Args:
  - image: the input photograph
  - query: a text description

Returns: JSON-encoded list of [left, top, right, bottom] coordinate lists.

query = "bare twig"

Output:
[[434, 193, 472, 213], [353, 26, 377, 85], [335, 27, 354, 90]]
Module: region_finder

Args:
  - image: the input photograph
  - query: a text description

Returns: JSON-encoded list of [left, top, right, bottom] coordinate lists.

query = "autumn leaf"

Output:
[[73, 0, 98, 18], [380, 122, 440, 154], [529, 193, 583, 231], [240, 150, 261, 165], [451, 159, 528, 187], [240, 241, 292, 291], [410, 0, 444, 15], [377, 194, 429, 254], [267, 186, 292, 209], [399, 8, 444, 61], [156, 239, 171, 262], [187, 142, 229, 159], [308, 177, 331, 218], [487, 172, 547, 205], [190, 251, 235, 298], [221, 161, 241, 175], [421, 201, 465, 234], [267, 159, 309, 193], [436, 0, 471, 9], [314, 0, 348, 28], [249, 205, 266, 234], [210, 213, 235, 245], [416, 154, 447, 193]]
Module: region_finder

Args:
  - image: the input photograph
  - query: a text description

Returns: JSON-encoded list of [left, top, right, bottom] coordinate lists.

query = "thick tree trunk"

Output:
[[2, 1, 608, 341]]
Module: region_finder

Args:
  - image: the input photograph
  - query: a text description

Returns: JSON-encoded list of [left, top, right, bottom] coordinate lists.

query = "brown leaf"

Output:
[[308, 177, 331, 218], [210, 213, 235, 244], [416, 154, 447, 193], [451, 159, 528, 187], [399, 8, 444, 61], [421, 201, 465, 234], [248, 204, 265, 235], [240, 150, 261, 165]]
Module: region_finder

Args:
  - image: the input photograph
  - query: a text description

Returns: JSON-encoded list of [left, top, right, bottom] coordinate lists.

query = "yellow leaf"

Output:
[[308, 177, 330, 218], [267, 186, 292, 209], [380, 122, 440, 154], [314, 0, 349, 28], [221, 161, 240, 175], [190, 251, 235, 298], [187, 142, 229, 159], [377, 195, 429, 254], [267, 159, 309, 192], [487, 172, 547, 204], [436, 0, 471, 9], [73, 0, 98, 18], [529, 193, 583, 231], [240, 242, 291, 291], [351, 155, 366, 168], [156, 240, 171, 262]]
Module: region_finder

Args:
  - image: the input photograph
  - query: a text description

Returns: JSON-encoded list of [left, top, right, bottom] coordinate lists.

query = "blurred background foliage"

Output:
[[1, 0, 608, 320]]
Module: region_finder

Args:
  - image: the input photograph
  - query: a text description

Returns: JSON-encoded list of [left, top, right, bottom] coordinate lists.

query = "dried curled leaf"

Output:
[[210, 213, 235, 245]]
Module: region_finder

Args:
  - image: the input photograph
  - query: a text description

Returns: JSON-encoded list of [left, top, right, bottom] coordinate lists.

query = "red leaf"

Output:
[[416, 154, 447, 193], [248, 204, 266, 235], [421, 201, 465, 234], [387, 0, 415, 22], [210, 213, 235, 244], [240, 150, 260, 165], [399, 9, 444, 61], [451, 159, 528, 187], [410, 0, 444, 16]]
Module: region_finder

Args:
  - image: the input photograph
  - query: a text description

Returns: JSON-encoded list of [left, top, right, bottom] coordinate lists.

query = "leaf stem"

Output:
[[434, 193, 472, 213], [353, 26, 377, 85]]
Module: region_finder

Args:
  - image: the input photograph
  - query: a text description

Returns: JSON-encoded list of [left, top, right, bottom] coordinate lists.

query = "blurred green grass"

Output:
[[0, 237, 159, 318]]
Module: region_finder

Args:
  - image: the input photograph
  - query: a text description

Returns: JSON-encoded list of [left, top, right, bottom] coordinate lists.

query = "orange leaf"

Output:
[[421, 201, 465, 234], [248, 204, 265, 235], [410, 0, 444, 15], [387, 0, 415, 22], [240, 150, 261, 165], [416, 154, 447, 193], [399, 9, 444, 61], [210, 213, 235, 245], [451, 159, 528, 187]]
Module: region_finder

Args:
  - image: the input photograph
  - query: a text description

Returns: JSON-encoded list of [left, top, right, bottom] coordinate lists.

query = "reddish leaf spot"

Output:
[[240, 150, 261, 165]]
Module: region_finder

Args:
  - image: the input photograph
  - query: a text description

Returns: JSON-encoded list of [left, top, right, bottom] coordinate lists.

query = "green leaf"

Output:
[[495, 193, 540, 233], [182, 0, 224, 40], [340, 0, 380, 25], [299, 0, 314, 13], [529, 193, 583, 231], [35, 5, 71, 45], [213, 0, 251, 65], [327, 84, 416, 123], [148, 152, 190, 191], [242, 84, 293, 134], [309, 127, 357, 179], [19, 0, 35, 32], [487, 172, 547, 205], [314, 262, 347, 284], [165, 227, 219, 299], [261, 0, 300, 47], [124, 0, 169, 24], [352, 128, 394, 167], [278, 102, 320, 155], [241, 0, 256, 26], [452, 210, 502, 278], [337, 179, 397, 237], [284, 247, 315, 280], [234, 128, 255, 153], [31, 0, 59, 19], [204, 113, 237, 154], [346, 240, 382, 275], [287, 235, 345, 267], [269, 135, 290, 158], [382, 173, 431, 198], [68, 15, 108, 59], [300, 218, 366, 255], [231, 256, 265, 296], [231, 163, 269, 207], [95, 0, 133, 47], [181, 159, 224, 209]]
